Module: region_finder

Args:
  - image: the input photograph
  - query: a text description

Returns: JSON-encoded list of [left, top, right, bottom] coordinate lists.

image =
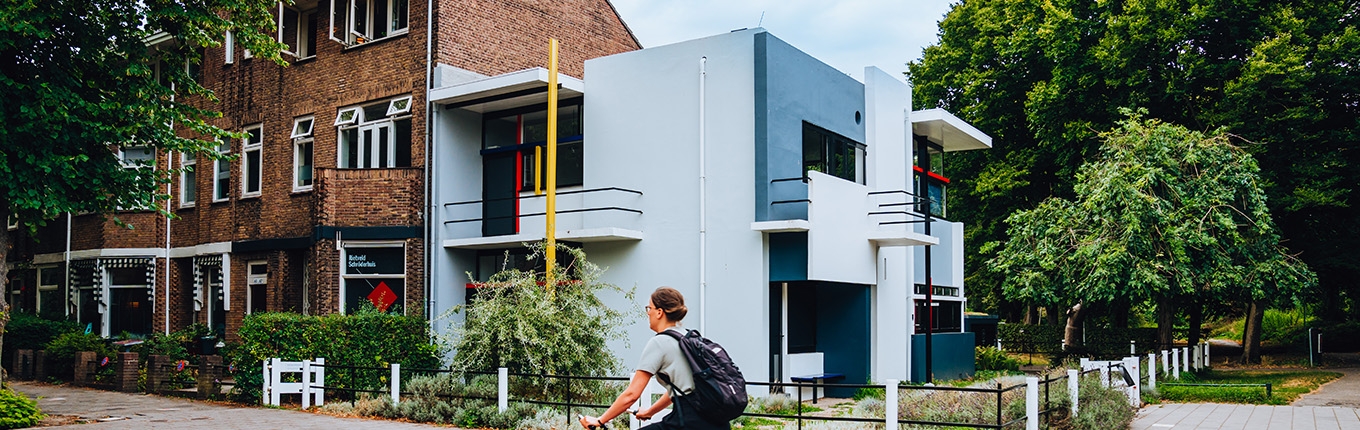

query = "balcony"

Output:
[[441, 187, 644, 249]]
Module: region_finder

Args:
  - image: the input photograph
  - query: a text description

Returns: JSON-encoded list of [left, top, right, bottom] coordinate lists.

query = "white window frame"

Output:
[[6, 216, 16, 230], [213, 139, 231, 202], [278, 3, 317, 59], [338, 241, 405, 314], [102, 267, 151, 338], [292, 116, 315, 192], [328, 0, 409, 47], [37, 266, 61, 316], [246, 260, 268, 315], [224, 31, 235, 64], [180, 151, 197, 208], [336, 96, 410, 169], [119, 145, 155, 168], [241, 124, 263, 198]]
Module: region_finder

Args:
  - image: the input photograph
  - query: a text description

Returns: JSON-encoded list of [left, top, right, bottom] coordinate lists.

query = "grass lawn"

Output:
[[1157, 369, 1341, 405]]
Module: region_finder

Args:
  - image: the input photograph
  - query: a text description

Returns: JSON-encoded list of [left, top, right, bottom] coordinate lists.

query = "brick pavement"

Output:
[[10, 381, 450, 429]]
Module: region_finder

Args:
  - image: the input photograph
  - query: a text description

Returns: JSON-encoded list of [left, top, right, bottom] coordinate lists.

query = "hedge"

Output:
[[999, 324, 1179, 359], [2, 313, 79, 371], [225, 308, 442, 403]]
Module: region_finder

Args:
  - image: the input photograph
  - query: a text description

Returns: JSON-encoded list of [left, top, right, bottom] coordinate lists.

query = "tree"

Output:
[[987, 113, 1315, 361], [909, 0, 1358, 328], [0, 0, 286, 382]]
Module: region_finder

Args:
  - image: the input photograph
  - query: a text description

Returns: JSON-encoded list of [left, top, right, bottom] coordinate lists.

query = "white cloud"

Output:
[[611, 0, 955, 82]]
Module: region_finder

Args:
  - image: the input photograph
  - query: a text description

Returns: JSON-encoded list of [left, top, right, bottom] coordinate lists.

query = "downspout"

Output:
[[64, 213, 71, 318], [698, 56, 707, 333], [424, 0, 435, 330], [165, 154, 172, 334]]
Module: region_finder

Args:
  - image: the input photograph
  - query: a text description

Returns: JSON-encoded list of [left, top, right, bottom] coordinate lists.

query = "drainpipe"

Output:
[[424, 0, 436, 331], [64, 213, 71, 318], [165, 154, 172, 335], [698, 56, 707, 333]]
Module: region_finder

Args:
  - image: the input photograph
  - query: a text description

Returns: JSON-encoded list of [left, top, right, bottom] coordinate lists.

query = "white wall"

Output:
[[583, 30, 770, 381], [864, 67, 913, 382]]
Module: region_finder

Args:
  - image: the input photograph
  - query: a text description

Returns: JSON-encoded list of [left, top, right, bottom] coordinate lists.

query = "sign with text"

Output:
[[344, 247, 403, 275]]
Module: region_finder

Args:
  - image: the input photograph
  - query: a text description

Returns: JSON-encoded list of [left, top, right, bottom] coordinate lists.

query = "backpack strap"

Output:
[[654, 329, 700, 397]]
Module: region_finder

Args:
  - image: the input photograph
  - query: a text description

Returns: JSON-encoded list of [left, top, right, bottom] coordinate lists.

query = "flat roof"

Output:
[[911, 108, 993, 152]]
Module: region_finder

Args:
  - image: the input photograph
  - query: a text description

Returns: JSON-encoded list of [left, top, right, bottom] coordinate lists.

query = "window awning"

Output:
[[911, 109, 992, 152], [430, 67, 584, 113]]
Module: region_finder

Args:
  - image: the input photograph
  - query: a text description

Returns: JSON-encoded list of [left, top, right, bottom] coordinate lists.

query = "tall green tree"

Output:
[[909, 0, 1358, 327], [989, 114, 1315, 361], [0, 0, 286, 382]]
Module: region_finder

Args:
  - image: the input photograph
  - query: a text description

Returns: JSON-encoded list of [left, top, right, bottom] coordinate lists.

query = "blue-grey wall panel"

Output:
[[754, 32, 867, 222], [769, 232, 808, 282], [815, 281, 871, 398], [911, 332, 977, 383]]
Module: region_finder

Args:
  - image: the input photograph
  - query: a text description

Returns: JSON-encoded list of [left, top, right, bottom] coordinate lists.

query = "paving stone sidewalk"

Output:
[[1134, 365, 1360, 429], [10, 381, 450, 429]]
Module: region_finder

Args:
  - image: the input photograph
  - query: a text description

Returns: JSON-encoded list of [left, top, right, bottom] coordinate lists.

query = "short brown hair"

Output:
[[650, 287, 688, 322]]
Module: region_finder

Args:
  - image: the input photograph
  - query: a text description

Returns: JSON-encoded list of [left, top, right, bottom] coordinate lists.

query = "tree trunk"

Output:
[[1024, 305, 1038, 325], [1242, 300, 1267, 364], [0, 205, 10, 385], [1064, 302, 1086, 348], [1157, 298, 1176, 349], [1187, 300, 1204, 346], [1045, 307, 1059, 325]]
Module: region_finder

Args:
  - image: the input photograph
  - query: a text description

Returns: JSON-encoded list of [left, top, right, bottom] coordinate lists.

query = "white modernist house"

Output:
[[425, 29, 991, 389]]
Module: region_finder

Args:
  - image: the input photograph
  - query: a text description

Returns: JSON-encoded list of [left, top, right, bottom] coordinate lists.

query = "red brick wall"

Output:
[[433, 0, 640, 78]]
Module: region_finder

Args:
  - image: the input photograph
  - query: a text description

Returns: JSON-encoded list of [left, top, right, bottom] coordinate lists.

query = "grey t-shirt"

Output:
[[636, 327, 694, 395]]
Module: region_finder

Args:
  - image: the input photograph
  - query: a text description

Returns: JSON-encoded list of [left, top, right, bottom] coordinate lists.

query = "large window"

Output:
[[337, 96, 412, 169], [914, 137, 948, 218], [213, 139, 231, 202], [292, 116, 315, 191], [180, 151, 196, 207], [37, 267, 63, 320], [803, 122, 864, 184], [329, 0, 409, 46], [241, 125, 263, 198], [247, 261, 268, 314], [481, 102, 584, 190], [278, 3, 317, 59], [914, 299, 963, 333], [341, 243, 405, 314]]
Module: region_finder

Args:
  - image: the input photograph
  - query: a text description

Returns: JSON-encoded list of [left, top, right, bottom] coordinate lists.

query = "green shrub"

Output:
[[224, 306, 442, 403], [976, 346, 1021, 371], [43, 332, 115, 381], [1070, 377, 1136, 430], [0, 388, 44, 429], [2, 313, 79, 364], [336, 373, 541, 428], [447, 244, 633, 399]]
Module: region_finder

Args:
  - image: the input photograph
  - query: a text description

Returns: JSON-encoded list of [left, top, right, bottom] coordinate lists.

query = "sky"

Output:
[[609, 0, 957, 83]]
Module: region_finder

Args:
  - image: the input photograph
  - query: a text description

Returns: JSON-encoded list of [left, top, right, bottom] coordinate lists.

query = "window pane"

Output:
[[183, 169, 196, 203], [109, 268, 146, 286], [378, 125, 390, 168], [247, 127, 262, 145], [483, 116, 517, 149], [304, 11, 317, 56], [373, 0, 388, 38], [392, 0, 407, 31], [345, 278, 404, 313], [39, 288, 63, 319], [297, 140, 313, 186], [361, 128, 374, 168], [395, 118, 411, 167], [216, 159, 230, 199], [521, 111, 548, 143], [344, 247, 404, 275], [558, 140, 583, 187], [78, 288, 101, 335], [353, 0, 368, 39], [282, 7, 299, 52], [340, 128, 359, 168], [559, 105, 582, 137], [246, 149, 261, 193], [109, 288, 152, 337]]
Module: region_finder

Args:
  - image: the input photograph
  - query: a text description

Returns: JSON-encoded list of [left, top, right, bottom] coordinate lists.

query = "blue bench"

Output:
[[790, 373, 845, 404]]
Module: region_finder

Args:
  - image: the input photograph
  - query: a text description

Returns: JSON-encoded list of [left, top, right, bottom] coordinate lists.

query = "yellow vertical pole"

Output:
[[545, 39, 559, 296]]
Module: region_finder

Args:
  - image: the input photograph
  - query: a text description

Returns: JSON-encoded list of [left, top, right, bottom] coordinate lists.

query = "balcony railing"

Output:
[[441, 187, 644, 248]]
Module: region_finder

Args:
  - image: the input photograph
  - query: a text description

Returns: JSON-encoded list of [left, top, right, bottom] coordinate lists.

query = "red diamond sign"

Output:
[[367, 281, 397, 312]]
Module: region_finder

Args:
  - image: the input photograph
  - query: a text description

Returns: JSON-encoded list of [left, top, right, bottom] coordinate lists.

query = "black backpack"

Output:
[[656, 329, 748, 423]]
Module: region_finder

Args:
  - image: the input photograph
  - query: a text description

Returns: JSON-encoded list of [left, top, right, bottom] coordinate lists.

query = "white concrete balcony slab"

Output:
[[441, 187, 644, 250]]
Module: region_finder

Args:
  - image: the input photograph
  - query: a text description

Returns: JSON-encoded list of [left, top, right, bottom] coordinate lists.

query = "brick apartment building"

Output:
[[4, 0, 639, 341]]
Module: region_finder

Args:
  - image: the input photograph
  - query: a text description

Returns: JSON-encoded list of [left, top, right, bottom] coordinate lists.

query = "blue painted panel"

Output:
[[911, 332, 977, 383], [815, 282, 871, 398], [753, 32, 866, 222], [769, 232, 808, 282]]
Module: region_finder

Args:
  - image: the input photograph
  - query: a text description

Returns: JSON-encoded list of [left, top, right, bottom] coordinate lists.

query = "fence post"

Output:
[[1147, 353, 1157, 390], [315, 357, 325, 406], [498, 367, 509, 413], [1026, 376, 1039, 430], [1160, 350, 1169, 377], [1130, 340, 1136, 355], [1068, 369, 1079, 417], [302, 359, 312, 409], [1124, 356, 1141, 406], [1204, 341, 1211, 369], [1194, 344, 1202, 370], [390, 363, 400, 404], [885, 379, 898, 428], [1182, 347, 1190, 373], [1171, 349, 1180, 380], [269, 358, 281, 406]]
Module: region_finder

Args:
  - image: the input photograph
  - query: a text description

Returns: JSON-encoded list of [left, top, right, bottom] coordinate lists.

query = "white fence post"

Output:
[[1124, 356, 1141, 406], [270, 358, 283, 406], [302, 359, 312, 409], [1182, 347, 1190, 373], [314, 358, 325, 406], [498, 367, 509, 413], [1130, 340, 1136, 355], [1194, 345, 1202, 370], [886, 379, 899, 428], [390, 363, 400, 404], [262, 358, 272, 405], [1204, 341, 1211, 369], [1067, 369, 1079, 417], [1026, 376, 1039, 430], [1147, 353, 1157, 390], [1172, 349, 1181, 380], [1160, 350, 1169, 377]]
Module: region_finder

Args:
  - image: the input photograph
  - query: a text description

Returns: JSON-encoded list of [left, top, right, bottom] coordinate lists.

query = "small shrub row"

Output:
[[225, 306, 442, 403], [976, 346, 1021, 371]]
